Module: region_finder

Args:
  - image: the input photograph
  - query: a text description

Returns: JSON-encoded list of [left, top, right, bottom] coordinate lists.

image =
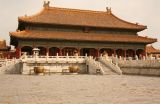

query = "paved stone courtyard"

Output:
[[0, 74, 160, 104]]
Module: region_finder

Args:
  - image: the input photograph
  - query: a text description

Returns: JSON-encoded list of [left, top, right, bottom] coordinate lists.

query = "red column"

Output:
[[96, 48, 100, 57], [77, 48, 81, 56], [124, 49, 126, 58], [15, 47, 21, 59], [143, 48, 146, 57], [143, 50, 146, 57], [113, 49, 116, 57], [59, 48, 62, 56]]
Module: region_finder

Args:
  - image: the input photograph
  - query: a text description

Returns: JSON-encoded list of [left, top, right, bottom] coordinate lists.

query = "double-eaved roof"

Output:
[[10, 5, 157, 44]]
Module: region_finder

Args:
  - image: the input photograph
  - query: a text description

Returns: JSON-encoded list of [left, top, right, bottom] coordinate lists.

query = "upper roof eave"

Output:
[[18, 7, 147, 31], [18, 19, 147, 31]]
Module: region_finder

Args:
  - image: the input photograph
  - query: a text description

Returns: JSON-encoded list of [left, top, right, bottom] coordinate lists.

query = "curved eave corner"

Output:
[[110, 13, 147, 31], [147, 38, 157, 44]]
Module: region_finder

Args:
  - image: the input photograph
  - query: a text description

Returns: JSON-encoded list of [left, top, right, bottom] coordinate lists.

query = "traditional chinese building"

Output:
[[0, 39, 10, 58], [10, 1, 157, 58], [146, 45, 160, 58]]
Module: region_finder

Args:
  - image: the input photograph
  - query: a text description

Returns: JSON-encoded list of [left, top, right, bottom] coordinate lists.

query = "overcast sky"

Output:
[[0, 0, 160, 48]]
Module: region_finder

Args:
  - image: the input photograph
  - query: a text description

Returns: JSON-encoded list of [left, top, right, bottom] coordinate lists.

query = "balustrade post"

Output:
[[124, 49, 126, 60], [135, 55, 138, 60], [46, 48, 49, 56], [24, 52, 27, 62], [134, 49, 137, 59], [5, 58, 7, 66], [119, 56, 122, 60], [46, 52, 49, 62], [100, 54, 102, 58], [115, 55, 118, 66], [143, 56, 146, 60], [56, 53, 59, 60], [85, 53, 88, 57]]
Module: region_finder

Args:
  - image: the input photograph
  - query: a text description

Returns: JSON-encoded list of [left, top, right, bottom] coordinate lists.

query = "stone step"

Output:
[[99, 62, 117, 75]]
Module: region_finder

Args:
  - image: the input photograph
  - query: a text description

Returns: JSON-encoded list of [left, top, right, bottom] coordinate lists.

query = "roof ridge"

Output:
[[48, 7, 145, 28], [19, 6, 107, 20], [48, 6, 107, 14]]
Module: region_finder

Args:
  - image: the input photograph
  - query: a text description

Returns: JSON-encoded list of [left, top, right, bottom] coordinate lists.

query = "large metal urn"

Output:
[[34, 66, 45, 74], [68, 66, 79, 73]]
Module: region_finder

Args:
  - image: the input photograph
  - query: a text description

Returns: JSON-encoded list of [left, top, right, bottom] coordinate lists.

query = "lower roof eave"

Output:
[[11, 36, 156, 45]]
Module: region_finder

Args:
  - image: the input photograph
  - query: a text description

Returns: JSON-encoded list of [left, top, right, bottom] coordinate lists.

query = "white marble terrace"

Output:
[[0, 48, 160, 75]]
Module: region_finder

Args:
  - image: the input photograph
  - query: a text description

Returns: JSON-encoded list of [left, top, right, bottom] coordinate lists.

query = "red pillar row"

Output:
[[19, 46, 145, 58]]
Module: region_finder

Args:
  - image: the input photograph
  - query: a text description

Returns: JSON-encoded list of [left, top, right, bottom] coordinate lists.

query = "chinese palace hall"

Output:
[[10, 1, 157, 58]]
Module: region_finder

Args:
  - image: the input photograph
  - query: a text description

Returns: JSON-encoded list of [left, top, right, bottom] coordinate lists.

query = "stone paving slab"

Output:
[[0, 74, 160, 104]]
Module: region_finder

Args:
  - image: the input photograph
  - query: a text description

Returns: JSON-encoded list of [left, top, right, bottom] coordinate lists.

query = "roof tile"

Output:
[[19, 7, 146, 31]]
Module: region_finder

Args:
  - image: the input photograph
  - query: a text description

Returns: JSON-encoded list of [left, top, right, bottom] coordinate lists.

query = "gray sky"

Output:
[[0, 0, 160, 48]]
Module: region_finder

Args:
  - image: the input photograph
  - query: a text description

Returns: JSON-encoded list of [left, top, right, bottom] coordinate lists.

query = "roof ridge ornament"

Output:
[[43, 0, 50, 8], [106, 7, 112, 14]]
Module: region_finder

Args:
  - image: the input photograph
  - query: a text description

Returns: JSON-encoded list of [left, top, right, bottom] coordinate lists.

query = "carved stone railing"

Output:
[[0, 58, 21, 74], [21, 53, 86, 64]]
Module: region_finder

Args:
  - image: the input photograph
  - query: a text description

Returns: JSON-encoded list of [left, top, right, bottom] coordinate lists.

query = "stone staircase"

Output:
[[99, 62, 117, 75], [98, 56, 122, 75], [86, 57, 104, 75], [85, 56, 122, 75]]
